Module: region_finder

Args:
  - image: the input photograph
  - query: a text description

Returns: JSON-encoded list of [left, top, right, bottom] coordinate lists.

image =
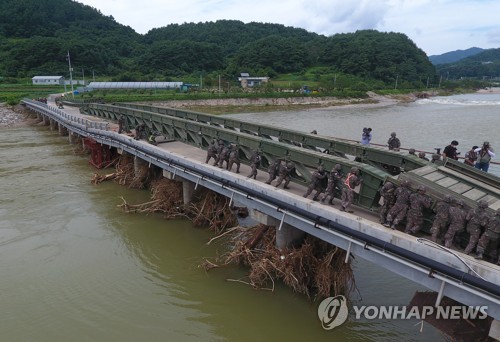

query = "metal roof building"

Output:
[[32, 76, 65, 85], [87, 82, 183, 89]]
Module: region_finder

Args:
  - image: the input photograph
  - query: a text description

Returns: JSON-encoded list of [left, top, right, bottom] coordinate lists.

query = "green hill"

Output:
[[0, 0, 437, 88], [436, 49, 500, 79]]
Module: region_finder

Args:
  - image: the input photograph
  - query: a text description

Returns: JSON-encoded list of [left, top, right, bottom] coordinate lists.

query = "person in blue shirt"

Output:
[[361, 127, 372, 146]]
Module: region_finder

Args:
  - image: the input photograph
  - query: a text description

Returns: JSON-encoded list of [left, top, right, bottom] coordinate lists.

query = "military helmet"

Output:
[[417, 185, 426, 193], [334, 164, 342, 171], [409, 148, 416, 154], [443, 194, 452, 203], [432, 153, 441, 160], [318, 165, 324, 172], [350, 167, 359, 173], [218, 139, 224, 145], [390, 132, 396, 137], [384, 182, 394, 189], [478, 200, 489, 209], [418, 152, 426, 158], [457, 199, 465, 207], [286, 162, 294, 168]]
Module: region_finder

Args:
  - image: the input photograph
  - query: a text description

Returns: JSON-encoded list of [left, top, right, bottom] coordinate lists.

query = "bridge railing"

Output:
[[82, 102, 390, 210], [101, 102, 428, 173]]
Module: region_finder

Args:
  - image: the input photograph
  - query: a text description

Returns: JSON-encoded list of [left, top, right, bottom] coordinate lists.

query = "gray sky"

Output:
[[77, 0, 500, 56]]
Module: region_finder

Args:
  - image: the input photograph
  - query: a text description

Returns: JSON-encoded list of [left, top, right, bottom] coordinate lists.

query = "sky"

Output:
[[76, 0, 500, 56]]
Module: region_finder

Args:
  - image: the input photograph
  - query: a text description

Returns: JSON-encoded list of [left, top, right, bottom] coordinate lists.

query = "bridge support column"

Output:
[[134, 156, 148, 177], [36, 113, 43, 121], [49, 118, 58, 131], [68, 131, 76, 143], [249, 209, 306, 249], [59, 125, 68, 136], [182, 181, 195, 204], [43, 115, 50, 126]]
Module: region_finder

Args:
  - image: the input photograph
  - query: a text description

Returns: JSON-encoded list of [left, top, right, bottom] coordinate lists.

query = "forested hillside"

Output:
[[436, 49, 500, 79], [0, 0, 439, 88]]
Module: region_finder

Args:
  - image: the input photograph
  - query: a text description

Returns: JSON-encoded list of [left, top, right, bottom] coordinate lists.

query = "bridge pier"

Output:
[[68, 131, 77, 144], [162, 169, 195, 204], [134, 156, 148, 177], [249, 209, 306, 249], [49, 118, 58, 131], [43, 115, 50, 126], [59, 125, 68, 136], [36, 112, 43, 121]]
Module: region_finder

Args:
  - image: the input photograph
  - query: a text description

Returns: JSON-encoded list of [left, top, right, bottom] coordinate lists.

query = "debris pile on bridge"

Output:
[[203, 225, 355, 299]]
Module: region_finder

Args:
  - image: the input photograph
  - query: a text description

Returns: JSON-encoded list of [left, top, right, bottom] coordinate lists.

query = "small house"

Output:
[[238, 73, 270, 88], [32, 76, 65, 85]]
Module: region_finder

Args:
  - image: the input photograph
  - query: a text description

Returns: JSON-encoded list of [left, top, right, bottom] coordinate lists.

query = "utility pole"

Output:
[[67, 51, 74, 98], [82, 68, 85, 85], [394, 74, 399, 90], [218, 74, 221, 96]]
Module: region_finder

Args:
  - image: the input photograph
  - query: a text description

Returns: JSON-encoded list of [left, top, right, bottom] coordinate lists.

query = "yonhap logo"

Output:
[[317, 295, 349, 330]]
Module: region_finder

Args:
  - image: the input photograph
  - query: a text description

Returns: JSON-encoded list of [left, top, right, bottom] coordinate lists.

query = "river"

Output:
[[0, 92, 498, 341]]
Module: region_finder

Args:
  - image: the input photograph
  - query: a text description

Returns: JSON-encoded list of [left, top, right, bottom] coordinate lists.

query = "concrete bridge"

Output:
[[23, 98, 500, 338]]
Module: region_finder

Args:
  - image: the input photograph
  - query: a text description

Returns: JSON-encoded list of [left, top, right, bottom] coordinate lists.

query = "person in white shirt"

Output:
[[474, 141, 495, 172]]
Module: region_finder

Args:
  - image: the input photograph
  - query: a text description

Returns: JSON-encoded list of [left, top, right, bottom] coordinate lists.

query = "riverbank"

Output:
[[143, 91, 420, 114], [0, 103, 30, 127]]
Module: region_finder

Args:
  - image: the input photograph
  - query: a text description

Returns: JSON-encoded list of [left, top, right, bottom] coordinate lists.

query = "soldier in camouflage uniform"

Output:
[[464, 200, 491, 255], [321, 164, 343, 205], [405, 185, 432, 235], [340, 167, 362, 213], [275, 161, 295, 189], [384, 180, 412, 230], [418, 152, 430, 161], [408, 148, 416, 156], [227, 144, 240, 173], [387, 132, 401, 151], [303, 165, 327, 201], [265, 159, 282, 185], [205, 139, 218, 164], [214, 140, 225, 166], [216, 145, 230, 169], [247, 150, 262, 179], [429, 195, 452, 242], [443, 198, 468, 248], [475, 209, 500, 262], [378, 181, 397, 225]]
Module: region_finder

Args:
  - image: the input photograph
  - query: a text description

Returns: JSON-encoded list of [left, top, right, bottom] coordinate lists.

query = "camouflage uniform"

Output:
[[387, 132, 401, 151], [443, 198, 467, 248], [464, 200, 491, 255], [321, 164, 343, 205], [118, 115, 126, 134], [265, 159, 281, 185], [217, 146, 230, 169], [275, 162, 294, 189], [405, 185, 432, 234], [247, 150, 261, 179], [384, 180, 412, 230], [429, 195, 451, 242], [205, 139, 218, 164], [214, 140, 225, 166], [303, 165, 327, 200], [378, 181, 396, 224], [418, 152, 430, 161], [227, 145, 240, 173], [134, 123, 146, 140], [340, 167, 362, 212], [475, 209, 500, 262]]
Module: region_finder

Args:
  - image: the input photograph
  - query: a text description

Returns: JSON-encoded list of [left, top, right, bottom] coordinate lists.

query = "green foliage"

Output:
[[0, 0, 453, 88], [436, 48, 500, 79]]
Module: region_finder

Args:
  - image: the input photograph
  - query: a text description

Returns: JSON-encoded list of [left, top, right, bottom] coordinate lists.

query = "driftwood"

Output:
[[91, 155, 354, 300]]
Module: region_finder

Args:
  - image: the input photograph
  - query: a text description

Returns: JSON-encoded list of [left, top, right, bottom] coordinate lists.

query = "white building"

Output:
[[238, 73, 270, 88], [32, 76, 65, 85]]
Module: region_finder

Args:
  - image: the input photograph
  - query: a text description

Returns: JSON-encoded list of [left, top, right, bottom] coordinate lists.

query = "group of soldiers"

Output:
[[205, 139, 242, 173], [379, 180, 500, 264]]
